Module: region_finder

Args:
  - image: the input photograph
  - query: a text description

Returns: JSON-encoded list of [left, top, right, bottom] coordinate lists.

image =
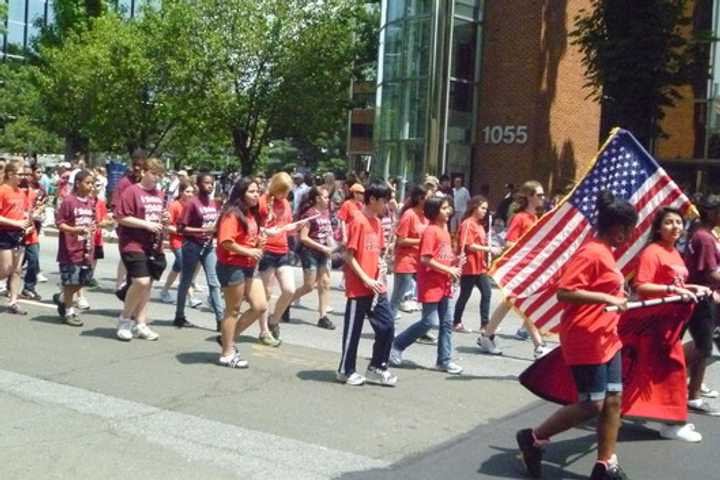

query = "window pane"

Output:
[[386, 0, 406, 23], [451, 18, 476, 81], [405, 17, 431, 78], [9, 0, 27, 22], [7, 20, 26, 49], [455, 0, 482, 20], [27, 0, 46, 44], [408, 0, 432, 16]]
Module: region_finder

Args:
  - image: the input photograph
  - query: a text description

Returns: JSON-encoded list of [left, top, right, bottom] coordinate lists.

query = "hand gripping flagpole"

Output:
[[604, 290, 713, 312]]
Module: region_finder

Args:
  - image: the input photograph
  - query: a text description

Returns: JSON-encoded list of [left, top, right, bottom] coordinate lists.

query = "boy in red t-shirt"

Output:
[[337, 182, 396, 387], [516, 191, 638, 480]]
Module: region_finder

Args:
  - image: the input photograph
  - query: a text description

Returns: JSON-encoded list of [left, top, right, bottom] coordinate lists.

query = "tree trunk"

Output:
[[231, 126, 254, 176], [64, 134, 89, 162]]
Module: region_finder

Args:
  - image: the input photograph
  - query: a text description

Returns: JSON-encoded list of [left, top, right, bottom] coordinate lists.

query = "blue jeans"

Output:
[[23, 243, 40, 292], [175, 240, 224, 322], [394, 296, 453, 367], [390, 272, 415, 315]]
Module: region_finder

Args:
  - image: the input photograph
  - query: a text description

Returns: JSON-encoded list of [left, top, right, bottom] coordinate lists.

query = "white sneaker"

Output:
[[399, 300, 415, 313], [659, 423, 702, 442], [76, 297, 90, 311], [437, 362, 463, 375], [410, 300, 422, 312], [133, 323, 159, 341], [160, 290, 174, 304], [37, 273, 49, 283], [533, 344, 553, 359], [336, 371, 365, 386], [326, 306, 333, 313], [219, 353, 249, 369], [701, 383, 719, 399], [116, 318, 134, 341], [389, 347, 403, 367], [365, 366, 397, 387], [477, 334, 503, 355]]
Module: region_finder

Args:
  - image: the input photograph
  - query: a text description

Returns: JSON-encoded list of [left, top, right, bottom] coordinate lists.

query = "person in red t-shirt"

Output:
[[517, 191, 638, 480], [478, 180, 551, 357], [337, 181, 396, 386], [215, 177, 268, 369], [0, 159, 34, 315], [453, 196, 498, 333], [390, 196, 463, 374], [114, 158, 168, 342], [337, 183, 365, 242], [52, 170, 97, 327], [256, 172, 297, 347], [633, 207, 711, 442], [159, 180, 195, 305], [291, 186, 336, 330], [389, 185, 429, 317], [683, 196, 720, 416]]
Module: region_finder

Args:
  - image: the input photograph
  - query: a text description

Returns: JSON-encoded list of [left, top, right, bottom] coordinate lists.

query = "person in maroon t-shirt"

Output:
[[114, 158, 168, 342], [52, 170, 97, 327], [683, 195, 720, 416], [112, 148, 145, 291], [173, 172, 223, 330]]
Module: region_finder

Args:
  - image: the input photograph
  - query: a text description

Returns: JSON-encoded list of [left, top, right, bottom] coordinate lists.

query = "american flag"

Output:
[[490, 128, 694, 332]]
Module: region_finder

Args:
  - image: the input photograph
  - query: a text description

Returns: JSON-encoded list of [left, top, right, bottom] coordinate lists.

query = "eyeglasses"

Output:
[[535, 192, 545, 198]]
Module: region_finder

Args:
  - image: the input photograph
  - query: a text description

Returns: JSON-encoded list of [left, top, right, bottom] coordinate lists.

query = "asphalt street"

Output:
[[1, 234, 719, 479]]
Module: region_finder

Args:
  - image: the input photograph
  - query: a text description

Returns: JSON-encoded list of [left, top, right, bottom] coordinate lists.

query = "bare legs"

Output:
[[221, 278, 267, 357]]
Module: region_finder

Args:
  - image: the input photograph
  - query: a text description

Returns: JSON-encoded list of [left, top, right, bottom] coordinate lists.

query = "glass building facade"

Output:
[[373, 0, 483, 194]]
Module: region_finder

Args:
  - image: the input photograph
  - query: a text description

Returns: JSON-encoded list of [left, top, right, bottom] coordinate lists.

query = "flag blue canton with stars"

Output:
[[569, 130, 656, 225]]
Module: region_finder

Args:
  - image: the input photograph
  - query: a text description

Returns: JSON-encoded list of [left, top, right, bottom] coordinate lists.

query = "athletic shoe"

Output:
[[516, 428, 543, 478], [399, 300, 415, 313], [269, 323, 281, 340], [701, 383, 719, 399], [20, 289, 41, 301], [37, 273, 48, 283], [219, 353, 249, 369], [189, 296, 203, 308], [365, 366, 397, 387], [589, 462, 629, 480], [515, 327, 530, 341], [173, 316, 193, 328], [336, 371, 365, 386], [533, 344, 552, 359], [133, 323, 159, 341], [64, 313, 84, 327], [389, 347, 403, 367], [659, 423, 702, 442], [437, 362, 463, 375], [477, 334, 503, 355], [453, 323, 473, 333], [160, 291, 174, 304], [417, 332, 437, 345], [282, 308, 291, 323], [326, 306, 334, 313], [317, 316, 336, 330], [53, 293, 66, 319], [688, 400, 720, 416], [116, 318, 134, 341], [259, 332, 281, 347], [76, 297, 90, 311]]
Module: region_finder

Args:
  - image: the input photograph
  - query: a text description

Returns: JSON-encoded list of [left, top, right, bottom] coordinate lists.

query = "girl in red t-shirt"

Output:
[[159, 181, 195, 303], [452, 196, 498, 333], [215, 177, 268, 369], [390, 196, 463, 374], [517, 191, 638, 480], [478, 180, 550, 357], [389, 185, 429, 316], [0, 159, 33, 315], [633, 207, 711, 442]]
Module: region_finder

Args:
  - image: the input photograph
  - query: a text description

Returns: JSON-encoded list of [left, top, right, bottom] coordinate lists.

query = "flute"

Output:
[[486, 212, 493, 267], [604, 290, 713, 312]]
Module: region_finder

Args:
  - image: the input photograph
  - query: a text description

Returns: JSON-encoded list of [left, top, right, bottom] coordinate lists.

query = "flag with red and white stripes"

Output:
[[490, 128, 694, 332]]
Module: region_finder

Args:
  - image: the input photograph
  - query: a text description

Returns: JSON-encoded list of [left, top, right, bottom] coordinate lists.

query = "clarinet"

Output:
[[451, 219, 470, 299], [486, 212, 493, 267], [150, 189, 171, 259], [82, 199, 97, 267]]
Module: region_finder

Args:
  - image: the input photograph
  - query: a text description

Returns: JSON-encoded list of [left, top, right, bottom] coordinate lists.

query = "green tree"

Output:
[[571, 0, 698, 148]]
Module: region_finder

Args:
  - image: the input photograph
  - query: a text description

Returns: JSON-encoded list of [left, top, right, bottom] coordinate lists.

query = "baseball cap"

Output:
[[349, 183, 365, 193]]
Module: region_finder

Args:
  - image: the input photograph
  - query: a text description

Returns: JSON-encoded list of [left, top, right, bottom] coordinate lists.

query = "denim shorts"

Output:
[[217, 262, 256, 287], [171, 248, 183, 273], [60, 263, 94, 287], [570, 351, 622, 402], [258, 251, 291, 272], [299, 247, 329, 271]]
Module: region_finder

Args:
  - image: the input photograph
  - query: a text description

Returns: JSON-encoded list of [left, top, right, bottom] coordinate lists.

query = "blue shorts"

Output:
[[60, 263, 94, 287], [258, 251, 291, 272], [217, 262, 256, 287], [570, 351, 622, 402], [299, 247, 329, 271]]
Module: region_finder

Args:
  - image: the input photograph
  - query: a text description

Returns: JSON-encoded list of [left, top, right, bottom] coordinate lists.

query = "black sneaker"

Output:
[[173, 316, 193, 328], [269, 323, 280, 340], [589, 462, 629, 480], [53, 293, 66, 319], [317, 316, 336, 330], [20, 289, 41, 301], [516, 428, 543, 478]]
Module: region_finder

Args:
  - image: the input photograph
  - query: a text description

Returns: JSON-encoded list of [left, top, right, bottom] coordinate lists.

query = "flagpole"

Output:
[[604, 291, 713, 312]]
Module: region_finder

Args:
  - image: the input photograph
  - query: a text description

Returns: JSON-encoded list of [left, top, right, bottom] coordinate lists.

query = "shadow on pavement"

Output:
[[296, 369, 337, 383], [29, 315, 64, 326], [79, 327, 119, 340], [176, 351, 218, 365]]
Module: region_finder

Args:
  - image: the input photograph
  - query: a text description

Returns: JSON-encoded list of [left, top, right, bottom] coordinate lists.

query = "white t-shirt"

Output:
[[453, 186, 470, 213]]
